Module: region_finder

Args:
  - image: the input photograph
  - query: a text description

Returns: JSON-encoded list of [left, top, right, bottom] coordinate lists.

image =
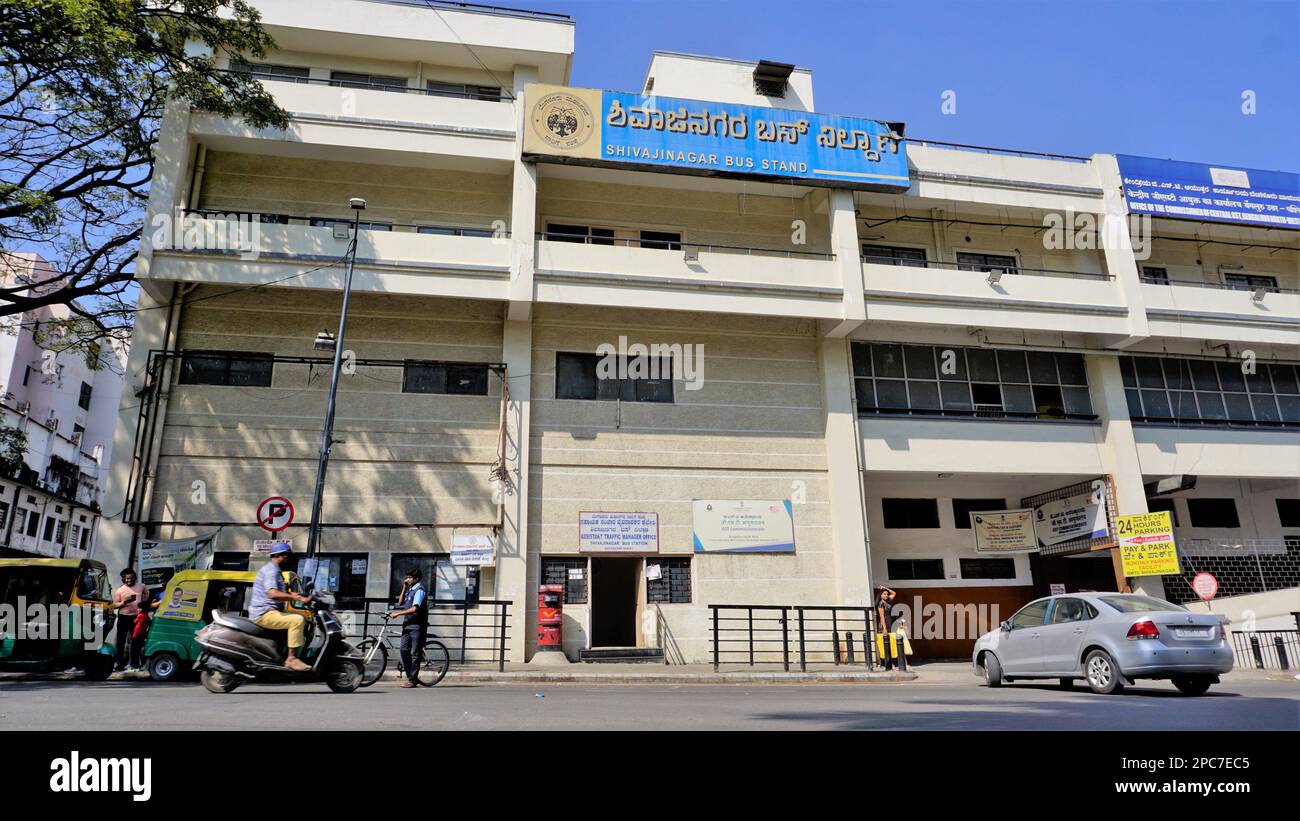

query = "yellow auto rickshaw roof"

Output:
[[164, 569, 259, 584]]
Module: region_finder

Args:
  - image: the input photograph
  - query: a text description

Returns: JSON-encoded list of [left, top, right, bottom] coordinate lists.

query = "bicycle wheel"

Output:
[[415, 639, 450, 687], [355, 637, 388, 687]]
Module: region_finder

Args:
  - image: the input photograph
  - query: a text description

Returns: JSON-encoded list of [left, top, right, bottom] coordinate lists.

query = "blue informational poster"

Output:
[[1116, 154, 1300, 229]]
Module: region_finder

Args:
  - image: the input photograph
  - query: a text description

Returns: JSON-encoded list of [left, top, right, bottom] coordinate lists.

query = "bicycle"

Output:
[[355, 613, 450, 687]]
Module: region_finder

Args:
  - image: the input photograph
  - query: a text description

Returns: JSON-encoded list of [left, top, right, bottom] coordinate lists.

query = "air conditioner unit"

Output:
[[70, 432, 82, 446], [16, 400, 29, 414]]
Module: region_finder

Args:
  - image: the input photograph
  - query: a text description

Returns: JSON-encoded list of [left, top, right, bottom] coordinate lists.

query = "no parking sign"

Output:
[[257, 496, 295, 533]]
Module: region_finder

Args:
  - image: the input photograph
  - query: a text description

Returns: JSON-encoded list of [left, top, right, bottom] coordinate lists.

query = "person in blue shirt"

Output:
[[388, 567, 428, 689]]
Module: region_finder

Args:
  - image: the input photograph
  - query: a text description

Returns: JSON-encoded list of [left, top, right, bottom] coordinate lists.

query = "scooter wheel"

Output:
[[326, 660, 363, 694], [201, 670, 241, 694]]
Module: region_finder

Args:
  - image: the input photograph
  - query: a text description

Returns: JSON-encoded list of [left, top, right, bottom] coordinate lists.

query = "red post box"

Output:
[[537, 584, 564, 651]]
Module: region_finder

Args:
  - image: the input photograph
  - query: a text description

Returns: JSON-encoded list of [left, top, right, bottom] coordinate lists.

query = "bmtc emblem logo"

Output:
[[532, 91, 594, 151]]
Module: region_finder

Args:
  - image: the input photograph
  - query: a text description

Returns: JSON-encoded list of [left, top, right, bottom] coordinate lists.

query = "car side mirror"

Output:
[[1000, 620, 1012, 632]]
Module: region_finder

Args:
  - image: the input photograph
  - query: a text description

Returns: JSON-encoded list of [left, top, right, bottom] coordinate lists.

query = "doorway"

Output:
[[590, 557, 640, 647], [1029, 550, 1121, 597]]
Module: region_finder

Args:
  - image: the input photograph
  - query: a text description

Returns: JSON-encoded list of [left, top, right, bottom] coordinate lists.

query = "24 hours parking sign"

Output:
[[1117, 511, 1181, 576]]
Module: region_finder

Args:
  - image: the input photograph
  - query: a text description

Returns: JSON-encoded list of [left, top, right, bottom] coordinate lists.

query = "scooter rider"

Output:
[[250, 543, 313, 671]]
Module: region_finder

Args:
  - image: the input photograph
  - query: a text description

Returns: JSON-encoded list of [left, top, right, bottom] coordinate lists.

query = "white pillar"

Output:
[[1086, 354, 1165, 597], [823, 188, 866, 338], [507, 66, 539, 321], [1093, 154, 1150, 348], [820, 337, 872, 607], [499, 319, 533, 661]]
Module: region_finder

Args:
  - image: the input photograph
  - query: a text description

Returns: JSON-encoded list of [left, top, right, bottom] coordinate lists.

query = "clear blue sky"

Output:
[[536, 0, 1299, 171]]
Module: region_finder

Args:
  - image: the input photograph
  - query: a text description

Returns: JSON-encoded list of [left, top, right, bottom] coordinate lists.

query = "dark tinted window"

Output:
[[555, 352, 673, 403], [882, 499, 940, 529], [1186, 498, 1240, 528], [180, 351, 273, 387], [952, 498, 1007, 529], [886, 558, 944, 581], [401, 362, 489, 396], [959, 558, 1015, 579], [541, 557, 587, 604], [646, 558, 691, 603]]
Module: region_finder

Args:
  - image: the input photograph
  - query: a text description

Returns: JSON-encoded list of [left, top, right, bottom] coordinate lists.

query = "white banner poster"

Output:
[[579, 512, 659, 553], [1033, 487, 1108, 547], [971, 509, 1037, 553], [139, 532, 218, 589], [450, 534, 496, 566], [692, 500, 795, 553]]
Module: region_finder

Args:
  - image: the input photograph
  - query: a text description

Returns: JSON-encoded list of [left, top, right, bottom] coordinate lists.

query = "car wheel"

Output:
[[1084, 650, 1123, 695], [1171, 675, 1212, 696], [148, 652, 182, 682], [983, 653, 1003, 688], [1058, 678, 1074, 689]]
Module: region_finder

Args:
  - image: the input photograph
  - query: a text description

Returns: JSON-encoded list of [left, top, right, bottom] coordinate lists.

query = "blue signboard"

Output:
[[524, 85, 909, 190], [1116, 154, 1300, 229]]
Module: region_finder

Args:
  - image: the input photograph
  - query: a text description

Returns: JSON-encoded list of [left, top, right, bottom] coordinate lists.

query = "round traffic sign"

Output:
[[1192, 572, 1218, 601], [257, 496, 295, 533]]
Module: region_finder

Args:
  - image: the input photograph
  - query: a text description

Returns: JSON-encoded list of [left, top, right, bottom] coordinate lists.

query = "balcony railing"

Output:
[[1140, 275, 1299, 295], [539, 232, 834, 260], [185, 209, 507, 238], [218, 68, 507, 101], [862, 255, 1111, 281]]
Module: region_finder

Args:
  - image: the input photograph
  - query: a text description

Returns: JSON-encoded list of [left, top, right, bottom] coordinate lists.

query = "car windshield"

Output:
[[1098, 594, 1186, 613]]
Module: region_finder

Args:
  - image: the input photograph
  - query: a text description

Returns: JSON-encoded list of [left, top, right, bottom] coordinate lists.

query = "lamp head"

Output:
[[349, 197, 367, 211]]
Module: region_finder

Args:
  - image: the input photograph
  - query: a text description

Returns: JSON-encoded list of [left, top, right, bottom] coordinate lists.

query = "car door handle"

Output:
[[1072, 628, 1086, 634]]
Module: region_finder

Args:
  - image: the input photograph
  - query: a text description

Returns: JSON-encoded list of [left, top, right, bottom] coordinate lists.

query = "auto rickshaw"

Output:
[[142, 568, 309, 681], [0, 558, 117, 679]]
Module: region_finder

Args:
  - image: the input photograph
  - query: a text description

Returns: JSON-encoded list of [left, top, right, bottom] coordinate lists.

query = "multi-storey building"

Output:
[[96, 0, 1299, 662], [0, 253, 128, 558]]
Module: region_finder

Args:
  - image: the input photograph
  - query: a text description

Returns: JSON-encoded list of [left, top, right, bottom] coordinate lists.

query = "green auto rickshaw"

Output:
[[0, 558, 117, 679], [143, 568, 308, 681]]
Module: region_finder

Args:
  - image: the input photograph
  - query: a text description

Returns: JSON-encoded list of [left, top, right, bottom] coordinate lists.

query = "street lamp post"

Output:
[[304, 198, 366, 559]]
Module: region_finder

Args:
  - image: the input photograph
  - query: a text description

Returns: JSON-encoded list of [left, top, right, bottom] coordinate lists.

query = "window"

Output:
[[555, 352, 673, 403], [426, 80, 502, 102], [78, 527, 91, 552], [212, 551, 251, 571], [646, 557, 692, 603], [1098, 595, 1185, 613], [24, 510, 39, 538], [852, 342, 1092, 420], [54, 520, 65, 545], [1049, 597, 1090, 624], [179, 350, 274, 387], [541, 557, 588, 604], [401, 361, 489, 396], [639, 230, 682, 250], [42, 516, 54, 542], [862, 245, 927, 267], [1122, 355, 1298, 428], [956, 252, 1018, 274], [1223, 272, 1278, 293], [882, 498, 940, 529], [1009, 599, 1050, 629], [417, 225, 495, 237], [952, 498, 1007, 529], [22, 365, 30, 386], [388, 554, 466, 602], [229, 60, 310, 83], [1277, 499, 1300, 529], [886, 558, 944, 581], [0, 501, 8, 531], [329, 71, 407, 91], [1145, 497, 1179, 527], [73, 424, 84, 438], [312, 553, 369, 610], [1140, 265, 1169, 284], [960, 558, 1016, 579], [1186, 498, 1241, 529], [78, 382, 92, 410]]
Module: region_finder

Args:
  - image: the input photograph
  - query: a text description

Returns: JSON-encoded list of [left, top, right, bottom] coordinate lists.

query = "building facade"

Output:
[[96, 0, 1299, 662], [0, 253, 128, 558]]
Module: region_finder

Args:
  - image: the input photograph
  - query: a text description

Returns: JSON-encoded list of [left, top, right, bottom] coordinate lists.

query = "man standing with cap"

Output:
[[249, 542, 312, 671]]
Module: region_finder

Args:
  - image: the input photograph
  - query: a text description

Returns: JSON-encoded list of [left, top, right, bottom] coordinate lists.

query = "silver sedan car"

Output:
[[972, 592, 1233, 695]]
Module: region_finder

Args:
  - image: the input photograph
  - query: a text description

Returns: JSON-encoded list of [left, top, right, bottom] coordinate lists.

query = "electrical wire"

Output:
[[419, 0, 518, 100]]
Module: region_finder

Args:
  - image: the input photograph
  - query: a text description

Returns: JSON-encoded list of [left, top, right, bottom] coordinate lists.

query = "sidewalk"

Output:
[[437, 662, 917, 684]]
